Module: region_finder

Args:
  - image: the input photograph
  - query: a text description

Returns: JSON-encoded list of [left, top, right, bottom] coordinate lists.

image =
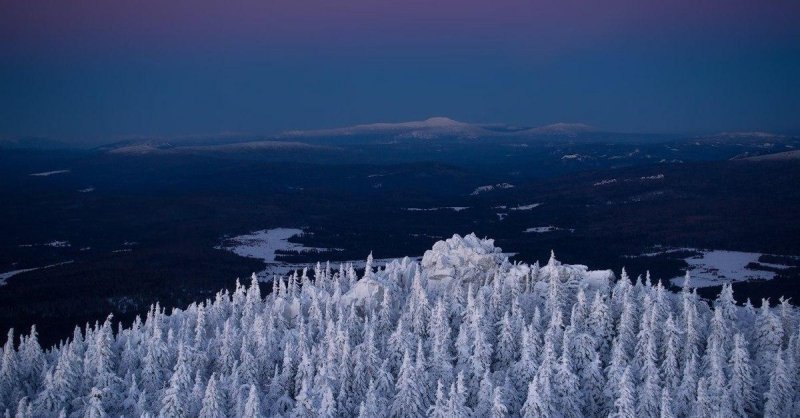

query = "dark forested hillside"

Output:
[[1, 134, 799, 346]]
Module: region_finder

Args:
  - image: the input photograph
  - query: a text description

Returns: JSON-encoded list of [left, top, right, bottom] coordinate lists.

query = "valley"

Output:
[[1, 124, 799, 345]]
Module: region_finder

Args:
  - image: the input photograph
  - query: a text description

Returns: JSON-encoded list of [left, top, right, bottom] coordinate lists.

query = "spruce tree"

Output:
[[198, 375, 224, 418], [390, 350, 425, 418], [611, 367, 635, 418], [763, 350, 792, 418], [242, 385, 262, 418]]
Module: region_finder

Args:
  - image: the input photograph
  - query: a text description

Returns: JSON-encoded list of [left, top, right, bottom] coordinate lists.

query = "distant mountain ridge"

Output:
[[281, 117, 600, 139], [93, 118, 605, 155], [9, 119, 796, 154]]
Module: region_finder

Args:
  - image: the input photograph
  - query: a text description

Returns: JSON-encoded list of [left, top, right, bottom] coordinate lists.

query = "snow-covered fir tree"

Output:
[[0, 233, 798, 417]]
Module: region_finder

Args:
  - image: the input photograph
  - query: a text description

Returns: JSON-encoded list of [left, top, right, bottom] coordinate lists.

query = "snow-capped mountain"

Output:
[[281, 117, 600, 140], [281, 117, 489, 140], [94, 119, 609, 153], [1, 233, 796, 417], [520, 122, 597, 137]]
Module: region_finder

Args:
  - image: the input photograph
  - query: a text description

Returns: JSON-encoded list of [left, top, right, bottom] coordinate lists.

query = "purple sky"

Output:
[[2, 0, 799, 139]]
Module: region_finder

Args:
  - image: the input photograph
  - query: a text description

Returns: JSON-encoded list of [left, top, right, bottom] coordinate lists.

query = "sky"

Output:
[[1, 0, 799, 141]]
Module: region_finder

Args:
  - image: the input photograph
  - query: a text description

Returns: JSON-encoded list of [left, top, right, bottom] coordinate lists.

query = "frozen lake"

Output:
[[216, 228, 412, 281], [667, 249, 795, 288]]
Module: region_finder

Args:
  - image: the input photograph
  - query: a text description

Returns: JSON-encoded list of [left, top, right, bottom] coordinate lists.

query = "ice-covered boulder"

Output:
[[421, 233, 507, 288], [340, 255, 416, 310], [533, 251, 615, 295], [582, 269, 614, 293], [340, 277, 385, 310], [272, 296, 300, 323]]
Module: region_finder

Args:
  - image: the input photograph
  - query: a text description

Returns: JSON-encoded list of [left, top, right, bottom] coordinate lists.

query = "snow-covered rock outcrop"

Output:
[[535, 251, 614, 296], [340, 233, 614, 308], [421, 234, 506, 287]]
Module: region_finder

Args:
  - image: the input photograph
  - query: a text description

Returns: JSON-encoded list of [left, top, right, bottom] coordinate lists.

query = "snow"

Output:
[[340, 277, 387, 310], [29, 170, 70, 177], [526, 122, 595, 136], [593, 179, 617, 186], [623, 246, 694, 258], [535, 252, 613, 295], [470, 183, 514, 195], [741, 150, 800, 161], [282, 117, 485, 139], [219, 228, 314, 263], [594, 174, 662, 186], [405, 207, 469, 212], [583, 269, 615, 293], [662, 249, 795, 288], [524, 226, 573, 233], [0, 268, 38, 285], [367, 172, 399, 178], [107, 144, 164, 155], [19, 240, 70, 248], [421, 233, 509, 288], [3, 232, 797, 416], [272, 295, 301, 322], [510, 203, 541, 211], [341, 234, 517, 305], [219, 229, 420, 282], [0, 260, 74, 286], [216, 228, 347, 280], [561, 154, 589, 161]]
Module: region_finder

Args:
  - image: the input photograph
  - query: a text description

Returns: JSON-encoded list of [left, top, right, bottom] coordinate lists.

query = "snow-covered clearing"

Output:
[[672, 250, 788, 287], [29, 170, 70, 177], [623, 246, 694, 258], [593, 174, 663, 187], [404, 207, 469, 212], [217, 228, 351, 280], [470, 183, 514, 195], [561, 154, 589, 161], [524, 226, 574, 233], [0, 268, 38, 285], [670, 250, 794, 287], [367, 172, 399, 178], [0, 260, 74, 286], [510, 203, 541, 211], [624, 246, 797, 287], [19, 240, 70, 248], [593, 179, 617, 186]]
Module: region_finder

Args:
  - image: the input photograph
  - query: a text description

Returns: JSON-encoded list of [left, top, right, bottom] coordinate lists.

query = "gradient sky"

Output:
[[1, 0, 799, 141]]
